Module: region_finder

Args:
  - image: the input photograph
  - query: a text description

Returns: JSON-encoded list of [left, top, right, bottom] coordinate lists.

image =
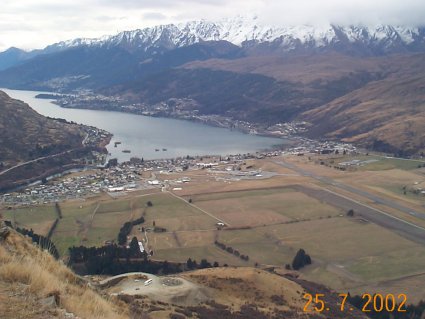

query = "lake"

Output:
[[2, 88, 288, 161]]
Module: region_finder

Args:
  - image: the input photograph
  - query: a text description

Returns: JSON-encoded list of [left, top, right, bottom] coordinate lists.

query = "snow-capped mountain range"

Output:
[[49, 16, 425, 54], [1, 15, 425, 72]]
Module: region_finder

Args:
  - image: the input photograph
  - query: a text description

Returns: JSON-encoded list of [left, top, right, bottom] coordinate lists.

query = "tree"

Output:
[[129, 237, 140, 257], [292, 249, 312, 270], [213, 261, 219, 267], [186, 258, 195, 270], [200, 259, 211, 269], [347, 209, 355, 217], [146, 201, 153, 207]]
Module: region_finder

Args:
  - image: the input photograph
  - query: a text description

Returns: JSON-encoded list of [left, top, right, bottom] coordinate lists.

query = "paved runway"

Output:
[[274, 160, 425, 245]]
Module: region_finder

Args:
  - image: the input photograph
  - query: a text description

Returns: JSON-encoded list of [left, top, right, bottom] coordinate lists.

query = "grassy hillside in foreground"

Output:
[[0, 223, 129, 319], [0, 220, 368, 319]]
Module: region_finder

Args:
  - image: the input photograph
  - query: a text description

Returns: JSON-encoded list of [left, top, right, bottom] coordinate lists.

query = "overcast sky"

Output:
[[1, 0, 424, 51]]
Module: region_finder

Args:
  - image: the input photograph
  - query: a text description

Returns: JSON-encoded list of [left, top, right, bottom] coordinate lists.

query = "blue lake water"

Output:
[[2, 88, 288, 161]]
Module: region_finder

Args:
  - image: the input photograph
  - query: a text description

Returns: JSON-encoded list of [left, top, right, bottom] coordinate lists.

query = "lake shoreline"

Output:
[[2, 88, 288, 162]]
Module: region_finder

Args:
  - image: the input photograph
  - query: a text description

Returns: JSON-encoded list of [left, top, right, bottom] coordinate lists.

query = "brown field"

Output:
[[192, 188, 342, 227], [3, 155, 425, 302]]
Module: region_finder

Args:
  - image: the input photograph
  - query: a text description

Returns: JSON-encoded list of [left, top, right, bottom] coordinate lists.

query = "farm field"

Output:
[[1, 204, 57, 236], [190, 188, 343, 227], [2, 154, 425, 302]]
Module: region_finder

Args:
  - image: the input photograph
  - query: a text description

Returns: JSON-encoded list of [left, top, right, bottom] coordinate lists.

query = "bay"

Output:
[[2, 88, 287, 161]]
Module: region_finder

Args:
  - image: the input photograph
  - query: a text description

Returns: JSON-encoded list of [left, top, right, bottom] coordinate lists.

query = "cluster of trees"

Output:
[[15, 227, 59, 259], [186, 258, 220, 270], [117, 216, 145, 245], [68, 244, 219, 276], [291, 249, 312, 270], [54, 202, 63, 218], [68, 244, 180, 275], [214, 241, 249, 261], [46, 218, 59, 240]]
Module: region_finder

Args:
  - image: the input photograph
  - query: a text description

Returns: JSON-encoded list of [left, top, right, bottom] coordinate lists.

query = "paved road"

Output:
[[0, 149, 76, 176], [274, 160, 425, 245]]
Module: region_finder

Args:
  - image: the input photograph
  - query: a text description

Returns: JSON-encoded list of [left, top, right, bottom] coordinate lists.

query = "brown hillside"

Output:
[[0, 224, 129, 319], [301, 54, 425, 154], [183, 52, 425, 154], [0, 222, 369, 319], [0, 90, 84, 168], [182, 52, 387, 83]]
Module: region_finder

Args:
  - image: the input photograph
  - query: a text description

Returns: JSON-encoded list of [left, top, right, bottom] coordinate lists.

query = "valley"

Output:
[[2, 152, 425, 306], [1, 12, 425, 319], [0, 18, 425, 156]]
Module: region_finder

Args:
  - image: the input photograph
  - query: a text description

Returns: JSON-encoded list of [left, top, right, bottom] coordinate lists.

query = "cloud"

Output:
[[142, 12, 167, 21], [258, 0, 425, 26], [0, 0, 424, 51]]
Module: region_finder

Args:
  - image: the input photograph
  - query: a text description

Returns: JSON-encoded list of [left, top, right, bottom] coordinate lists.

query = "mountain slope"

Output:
[[301, 54, 425, 155], [0, 91, 84, 167], [112, 53, 386, 123], [0, 223, 129, 319], [0, 17, 424, 154], [0, 17, 424, 90], [0, 222, 371, 319], [0, 41, 242, 90]]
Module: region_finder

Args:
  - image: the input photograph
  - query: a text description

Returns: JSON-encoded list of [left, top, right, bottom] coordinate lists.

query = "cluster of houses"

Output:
[[284, 139, 357, 156], [1, 166, 139, 205], [1, 138, 358, 206]]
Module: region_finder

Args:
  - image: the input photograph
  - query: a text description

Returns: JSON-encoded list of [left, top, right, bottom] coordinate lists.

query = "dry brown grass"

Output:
[[182, 267, 306, 312], [0, 229, 129, 319]]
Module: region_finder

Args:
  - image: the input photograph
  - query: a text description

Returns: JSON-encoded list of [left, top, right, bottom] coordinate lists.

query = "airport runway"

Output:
[[274, 160, 425, 245]]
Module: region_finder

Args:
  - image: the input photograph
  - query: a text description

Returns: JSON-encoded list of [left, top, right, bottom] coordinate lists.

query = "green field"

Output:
[[1, 205, 57, 236], [48, 192, 219, 255], [338, 155, 425, 171], [2, 205, 56, 225], [191, 188, 343, 227]]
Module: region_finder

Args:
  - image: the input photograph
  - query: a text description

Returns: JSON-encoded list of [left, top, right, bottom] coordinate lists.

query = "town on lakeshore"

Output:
[[38, 92, 310, 137], [2, 138, 357, 206]]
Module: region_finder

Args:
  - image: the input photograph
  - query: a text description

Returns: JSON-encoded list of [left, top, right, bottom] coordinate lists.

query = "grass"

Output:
[[97, 199, 131, 214], [337, 155, 425, 171], [144, 171, 425, 295], [140, 193, 218, 232], [189, 188, 294, 201], [347, 247, 425, 281], [193, 189, 342, 227], [49, 193, 210, 255], [137, 193, 202, 219], [0, 230, 128, 319], [217, 218, 425, 282], [52, 201, 135, 254], [1, 205, 57, 229]]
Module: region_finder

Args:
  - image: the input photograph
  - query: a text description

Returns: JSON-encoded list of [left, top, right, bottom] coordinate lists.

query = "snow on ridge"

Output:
[[49, 16, 423, 51]]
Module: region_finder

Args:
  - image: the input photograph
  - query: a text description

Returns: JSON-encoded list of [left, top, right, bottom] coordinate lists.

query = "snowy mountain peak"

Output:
[[44, 16, 425, 55]]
